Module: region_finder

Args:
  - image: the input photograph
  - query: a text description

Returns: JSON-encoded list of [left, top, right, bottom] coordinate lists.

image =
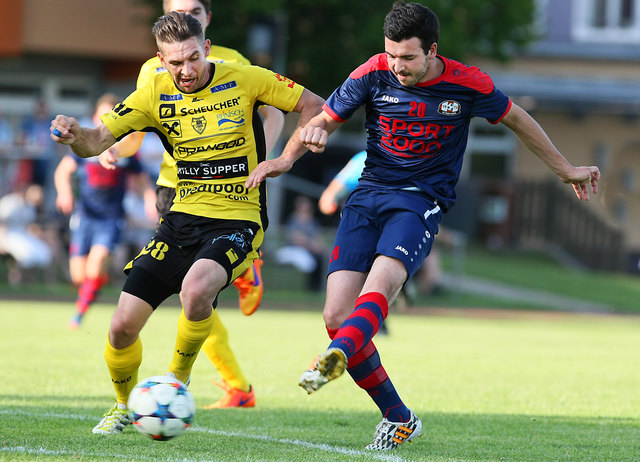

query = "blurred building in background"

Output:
[[462, 0, 640, 270], [1, 0, 640, 274]]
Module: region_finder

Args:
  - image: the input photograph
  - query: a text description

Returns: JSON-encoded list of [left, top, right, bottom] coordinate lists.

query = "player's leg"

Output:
[[67, 214, 90, 329], [299, 199, 375, 393], [94, 222, 187, 435], [71, 244, 110, 324], [171, 224, 260, 386], [233, 252, 263, 316], [354, 201, 439, 450], [93, 291, 154, 434], [201, 309, 255, 409]]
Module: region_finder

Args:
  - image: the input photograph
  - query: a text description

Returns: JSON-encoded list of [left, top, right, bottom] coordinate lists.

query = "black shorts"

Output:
[[122, 211, 262, 308]]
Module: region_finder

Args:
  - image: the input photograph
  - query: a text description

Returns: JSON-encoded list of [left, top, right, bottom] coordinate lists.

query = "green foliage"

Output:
[[140, 0, 536, 97]]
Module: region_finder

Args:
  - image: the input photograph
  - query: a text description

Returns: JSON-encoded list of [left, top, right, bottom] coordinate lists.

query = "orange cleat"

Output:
[[233, 257, 263, 316], [204, 380, 256, 409]]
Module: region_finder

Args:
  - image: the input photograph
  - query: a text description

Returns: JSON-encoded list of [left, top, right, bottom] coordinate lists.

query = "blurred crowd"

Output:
[[0, 99, 158, 285], [0, 98, 454, 307]]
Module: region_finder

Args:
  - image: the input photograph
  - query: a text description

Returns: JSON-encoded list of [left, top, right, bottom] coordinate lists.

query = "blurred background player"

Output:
[[54, 93, 156, 330], [275, 195, 326, 292], [98, 0, 285, 409]]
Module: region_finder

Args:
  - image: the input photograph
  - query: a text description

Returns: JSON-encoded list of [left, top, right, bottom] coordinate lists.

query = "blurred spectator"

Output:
[[54, 93, 157, 330], [0, 110, 15, 151], [275, 195, 327, 292], [20, 99, 58, 190], [0, 184, 53, 284]]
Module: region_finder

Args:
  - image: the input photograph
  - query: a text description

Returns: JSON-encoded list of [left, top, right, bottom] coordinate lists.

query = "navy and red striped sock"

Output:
[[325, 293, 410, 422]]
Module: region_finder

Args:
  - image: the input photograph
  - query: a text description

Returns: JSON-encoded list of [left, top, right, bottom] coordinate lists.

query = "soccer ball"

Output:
[[127, 375, 196, 441]]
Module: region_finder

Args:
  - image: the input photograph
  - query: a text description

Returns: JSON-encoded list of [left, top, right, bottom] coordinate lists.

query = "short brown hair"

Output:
[[95, 93, 120, 110], [152, 11, 203, 47]]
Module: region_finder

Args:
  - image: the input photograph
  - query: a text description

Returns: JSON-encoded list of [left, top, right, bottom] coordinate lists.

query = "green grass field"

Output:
[[1, 301, 639, 461]]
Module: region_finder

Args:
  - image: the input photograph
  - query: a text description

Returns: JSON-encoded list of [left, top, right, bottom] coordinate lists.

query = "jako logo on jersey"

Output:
[[437, 100, 461, 115], [160, 94, 183, 101], [210, 81, 237, 93], [191, 116, 207, 134], [381, 95, 400, 103], [395, 245, 409, 255]]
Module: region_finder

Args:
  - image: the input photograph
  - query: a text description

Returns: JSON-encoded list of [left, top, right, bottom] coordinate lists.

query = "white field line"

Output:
[[0, 408, 407, 462]]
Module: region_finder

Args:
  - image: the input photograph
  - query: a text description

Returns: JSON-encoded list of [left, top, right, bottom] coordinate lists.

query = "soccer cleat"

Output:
[[298, 347, 347, 394], [233, 257, 264, 316], [204, 380, 256, 409], [92, 402, 131, 435], [67, 314, 81, 330], [166, 371, 190, 387], [365, 409, 422, 451]]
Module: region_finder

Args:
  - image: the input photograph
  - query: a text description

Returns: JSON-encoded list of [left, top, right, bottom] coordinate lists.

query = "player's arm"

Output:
[[98, 132, 146, 170], [51, 116, 116, 159], [257, 105, 285, 157], [318, 178, 347, 215], [53, 155, 77, 215], [131, 171, 159, 222], [246, 89, 325, 188], [501, 102, 600, 201], [299, 110, 343, 153]]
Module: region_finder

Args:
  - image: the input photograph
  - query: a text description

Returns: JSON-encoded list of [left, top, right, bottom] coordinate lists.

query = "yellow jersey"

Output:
[[101, 61, 303, 227], [137, 46, 251, 188]]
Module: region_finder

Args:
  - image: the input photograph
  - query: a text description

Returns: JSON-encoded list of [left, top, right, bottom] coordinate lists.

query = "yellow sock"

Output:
[[104, 336, 142, 405], [169, 309, 214, 384], [201, 310, 250, 392]]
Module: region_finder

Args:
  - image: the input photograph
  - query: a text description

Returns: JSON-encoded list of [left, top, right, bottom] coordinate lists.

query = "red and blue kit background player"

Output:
[[54, 93, 156, 330], [247, 1, 600, 452]]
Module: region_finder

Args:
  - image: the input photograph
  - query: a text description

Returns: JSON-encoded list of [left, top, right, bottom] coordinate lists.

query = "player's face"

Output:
[[158, 37, 212, 93], [165, 0, 211, 31], [384, 37, 435, 87]]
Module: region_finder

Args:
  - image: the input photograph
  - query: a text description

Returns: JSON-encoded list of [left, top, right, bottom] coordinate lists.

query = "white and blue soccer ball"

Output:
[[127, 375, 195, 441]]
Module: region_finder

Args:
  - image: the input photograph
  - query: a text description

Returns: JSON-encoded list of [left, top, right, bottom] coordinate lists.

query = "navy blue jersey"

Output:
[[324, 53, 511, 212], [72, 155, 144, 219]]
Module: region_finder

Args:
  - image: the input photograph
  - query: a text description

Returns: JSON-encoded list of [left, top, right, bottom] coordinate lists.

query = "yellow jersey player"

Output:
[[51, 11, 324, 434], [100, 0, 285, 410]]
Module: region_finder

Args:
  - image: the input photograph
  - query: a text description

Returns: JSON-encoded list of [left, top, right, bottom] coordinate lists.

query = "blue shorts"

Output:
[[69, 213, 125, 256], [328, 187, 442, 278]]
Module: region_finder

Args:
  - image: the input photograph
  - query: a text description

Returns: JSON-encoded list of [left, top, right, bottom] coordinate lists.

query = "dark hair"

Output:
[[152, 11, 203, 46], [383, 1, 440, 54], [163, 0, 211, 15]]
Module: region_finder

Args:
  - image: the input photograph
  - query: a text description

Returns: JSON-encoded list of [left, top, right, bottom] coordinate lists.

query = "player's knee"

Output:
[[109, 319, 140, 348], [323, 306, 349, 329], [179, 289, 215, 320]]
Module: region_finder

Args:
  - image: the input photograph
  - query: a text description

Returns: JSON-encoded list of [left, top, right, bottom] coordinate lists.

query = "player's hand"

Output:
[[98, 149, 119, 170], [563, 165, 600, 201], [245, 157, 294, 189], [55, 192, 74, 215], [300, 126, 328, 153], [318, 195, 338, 215], [50, 115, 79, 144]]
